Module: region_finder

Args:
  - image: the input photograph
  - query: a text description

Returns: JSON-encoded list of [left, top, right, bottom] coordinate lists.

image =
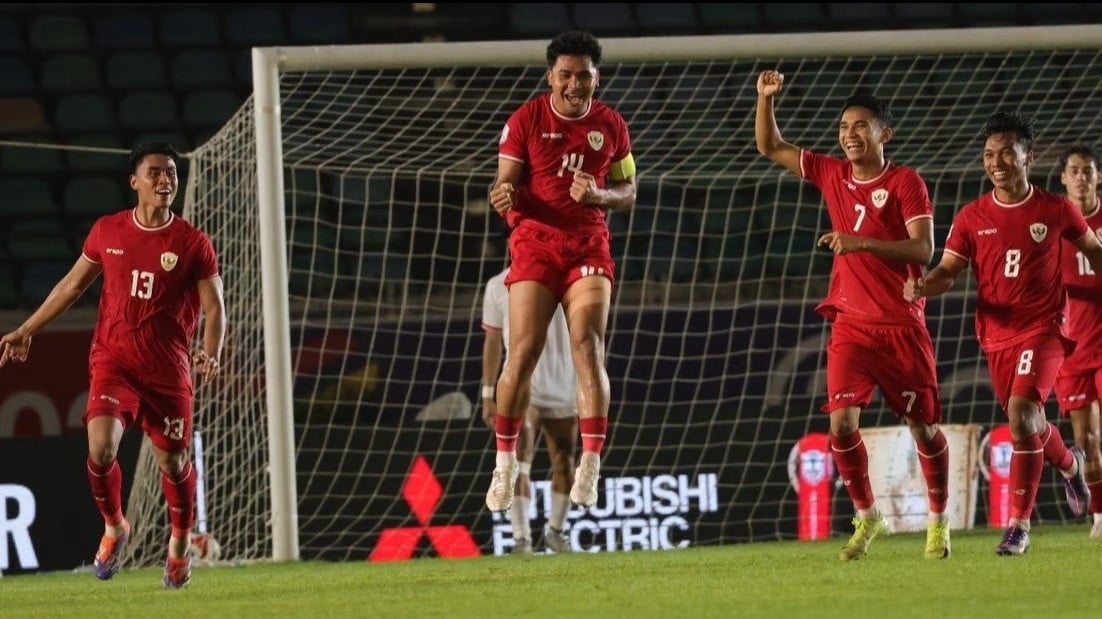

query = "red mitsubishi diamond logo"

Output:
[[368, 455, 481, 561]]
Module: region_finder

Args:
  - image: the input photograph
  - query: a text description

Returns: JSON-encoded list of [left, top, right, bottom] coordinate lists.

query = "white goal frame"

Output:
[[250, 24, 1102, 561]]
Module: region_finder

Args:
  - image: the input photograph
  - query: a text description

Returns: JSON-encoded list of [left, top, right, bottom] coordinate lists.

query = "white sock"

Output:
[[549, 492, 571, 530], [1009, 517, 1031, 531], [496, 451, 517, 468], [1093, 513, 1102, 525], [857, 506, 879, 520], [928, 511, 948, 524], [511, 494, 531, 540]]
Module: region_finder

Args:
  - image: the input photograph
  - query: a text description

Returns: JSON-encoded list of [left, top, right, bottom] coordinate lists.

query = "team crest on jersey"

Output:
[[160, 251, 179, 272], [871, 188, 888, 208], [587, 131, 604, 151], [1029, 223, 1047, 243]]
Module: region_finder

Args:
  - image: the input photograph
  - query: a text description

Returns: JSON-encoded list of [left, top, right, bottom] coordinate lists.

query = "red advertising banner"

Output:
[[0, 330, 92, 438], [794, 432, 833, 541], [985, 424, 1014, 528]]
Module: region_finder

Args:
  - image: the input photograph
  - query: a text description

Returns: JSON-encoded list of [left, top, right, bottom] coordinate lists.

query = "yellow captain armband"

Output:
[[608, 153, 636, 181]]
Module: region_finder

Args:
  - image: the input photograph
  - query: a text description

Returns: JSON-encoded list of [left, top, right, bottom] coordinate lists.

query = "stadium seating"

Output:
[[39, 53, 101, 94], [159, 9, 221, 49], [28, 14, 90, 51], [63, 175, 126, 218], [7, 220, 71, 262], [225, 7, 286, 47], [0, 14, 22, 51], [0, 4, 1093, 309], [569, 3, 637, 36], [956, 3, 1020, 27], [19, 261, 72, 305], [697, 4, 763, 32], [0, 56, 34, 96], [0, 176, 58, 218], [288, 5, 352, 45], [66, 133, 127, 173], [891, 3, 956, 28], [635, 4, 699, 34], [507, 4, 572, 37], [54, 93, 117, 133], [106, 51, 168, 91], [827, 3, 892, 27], [92, 12, 156, 49], [118, 91, 180, 131], [0, 265, 18, 308], [170, 50, 234, 89], [0, 98, 49, 134], [1, 138, 64, 175]]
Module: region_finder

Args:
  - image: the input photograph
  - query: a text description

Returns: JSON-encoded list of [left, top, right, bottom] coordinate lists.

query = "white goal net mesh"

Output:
[[123, 30, 1102, 565]]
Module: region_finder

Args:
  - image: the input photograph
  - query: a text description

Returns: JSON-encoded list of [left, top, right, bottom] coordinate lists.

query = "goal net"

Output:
[[122, 25, 1102, 565]]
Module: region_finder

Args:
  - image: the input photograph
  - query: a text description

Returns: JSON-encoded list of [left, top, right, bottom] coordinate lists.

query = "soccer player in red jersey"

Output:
[[0, 143, 226, 586], [1053, 145, 1102, 537], [755, 70, 951, 560], [905, 113, 1099, 555], [485, 31, 636, 513]]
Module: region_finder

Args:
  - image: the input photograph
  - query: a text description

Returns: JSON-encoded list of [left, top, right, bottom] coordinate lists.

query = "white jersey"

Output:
[[481, 268, 576, 409]]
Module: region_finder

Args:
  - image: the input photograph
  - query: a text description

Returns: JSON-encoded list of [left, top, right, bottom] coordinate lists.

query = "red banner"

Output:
[[0, 330, 92, 438], [986, 424, 1014, 528], [795, 432, 833, 540]]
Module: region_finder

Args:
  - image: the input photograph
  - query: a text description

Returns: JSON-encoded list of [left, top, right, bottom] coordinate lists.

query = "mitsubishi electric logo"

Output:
[[368, 455, 480, 561], [491, 472, 719, 554]]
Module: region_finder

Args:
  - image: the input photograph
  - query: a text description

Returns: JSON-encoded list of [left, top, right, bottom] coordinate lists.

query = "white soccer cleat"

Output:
[[570, 452, 601, 507], [510, 538, 533, 555], [1090, 519, 1102, 539], [485, 462, 519, 512], [543, 524, 572, 553]]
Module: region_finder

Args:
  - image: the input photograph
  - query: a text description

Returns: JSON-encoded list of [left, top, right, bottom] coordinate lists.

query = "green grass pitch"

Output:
[[4, 524, 1101, 618]]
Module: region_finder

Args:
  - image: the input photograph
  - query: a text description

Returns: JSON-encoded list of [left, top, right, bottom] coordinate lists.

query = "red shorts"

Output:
[[505, 222, 615, 299], [1054, 367, 1102, 415], [986, 332, 1069, 414], [823, 319, 941, 424], [85, 356, 193, 451]]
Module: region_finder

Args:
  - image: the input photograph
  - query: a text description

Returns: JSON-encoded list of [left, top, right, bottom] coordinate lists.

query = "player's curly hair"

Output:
[[1058, 144, 1097, 170], [128, 142, 181, 175], [982, 111, 1035, 151], [547, 30, 602, 68], [842, 92, 895, 129]]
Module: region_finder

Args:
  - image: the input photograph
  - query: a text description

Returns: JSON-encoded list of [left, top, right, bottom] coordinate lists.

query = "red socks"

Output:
[[87, 456, 124, 526], [1040, 423, 1074, 472], [161, 460, 197, 540], [830, 430, 874, 510], [917, 429, 950, 514], [1009, 433, 1044, 521], [494, 414, 523, 452], [579, 416, 608, 454]]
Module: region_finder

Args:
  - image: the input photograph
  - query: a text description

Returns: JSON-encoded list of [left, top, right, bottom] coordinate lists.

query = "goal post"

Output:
[[123, 24, 1102, 566], [253, 47, 299, 562]]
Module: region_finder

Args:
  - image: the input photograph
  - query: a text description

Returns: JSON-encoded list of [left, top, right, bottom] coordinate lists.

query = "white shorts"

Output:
[[531, 405, 575, 420]]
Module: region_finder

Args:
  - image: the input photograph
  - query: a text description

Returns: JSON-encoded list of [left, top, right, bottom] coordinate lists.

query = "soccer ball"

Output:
[[188, 532, 222, 565]]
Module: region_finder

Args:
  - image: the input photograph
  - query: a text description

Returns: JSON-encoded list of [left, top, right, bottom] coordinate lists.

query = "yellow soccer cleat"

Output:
[[924, 518, 951, 559], [839, 513, 889, 561]]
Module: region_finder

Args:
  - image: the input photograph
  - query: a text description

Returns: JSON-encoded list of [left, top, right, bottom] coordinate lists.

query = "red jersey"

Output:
[[944, 186, 1089, 352], [1060, 201, 1102, 372], [498, 93, 632, 234], [800, 151, 933, 326], [81, 209, 219, 390]]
